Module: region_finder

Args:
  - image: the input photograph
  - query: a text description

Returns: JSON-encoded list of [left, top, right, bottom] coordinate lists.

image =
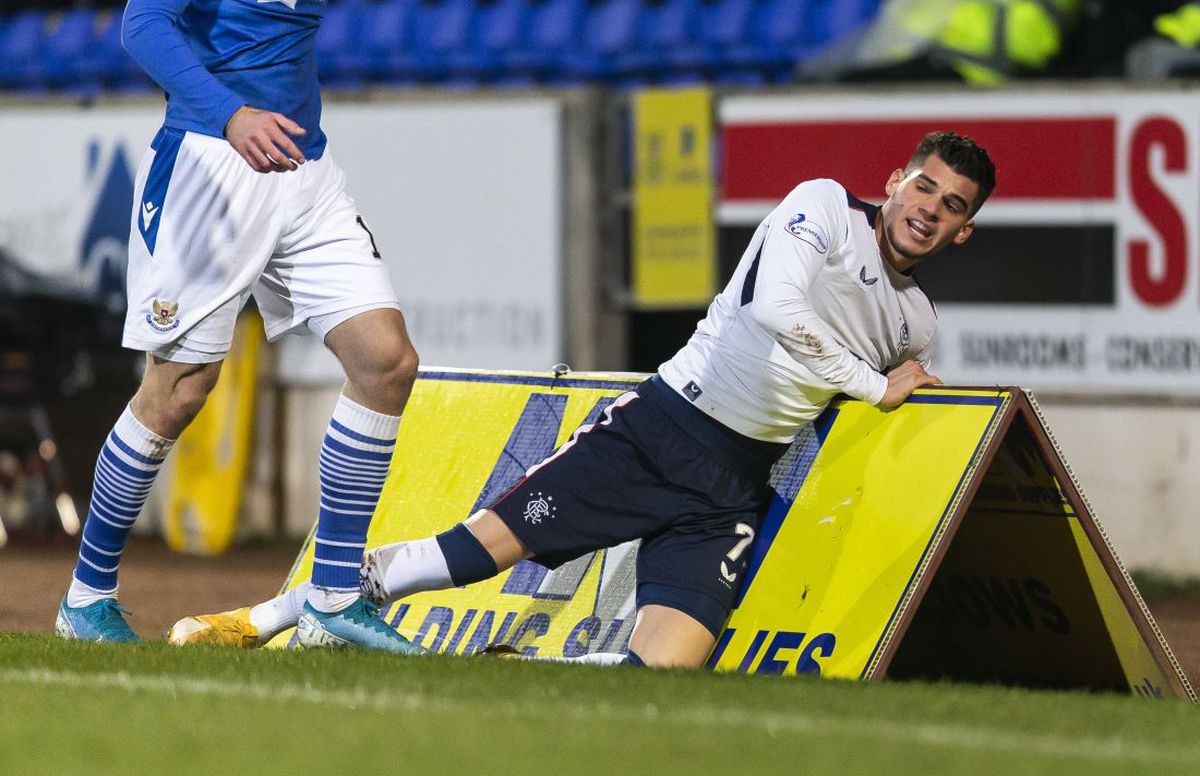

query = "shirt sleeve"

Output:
[[122, 0, 247, 136], [748, 181, 890, 406], [913, 336, 935, 371]]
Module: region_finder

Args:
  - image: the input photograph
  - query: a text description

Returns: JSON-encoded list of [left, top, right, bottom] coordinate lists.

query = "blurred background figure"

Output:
[[799, 0, 1200, 83]]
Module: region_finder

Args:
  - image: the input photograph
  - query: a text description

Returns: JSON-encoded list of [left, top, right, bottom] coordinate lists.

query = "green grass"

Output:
[[2, 633, 1198, 775]]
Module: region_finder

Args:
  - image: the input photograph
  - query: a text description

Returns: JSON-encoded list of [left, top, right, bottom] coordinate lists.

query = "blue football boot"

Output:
[[56, 596, 140, 643], [295, 597, 424, 655]]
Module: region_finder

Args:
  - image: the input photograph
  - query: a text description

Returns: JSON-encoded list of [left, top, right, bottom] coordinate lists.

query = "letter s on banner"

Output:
[[1127, 117, 1188, 307]]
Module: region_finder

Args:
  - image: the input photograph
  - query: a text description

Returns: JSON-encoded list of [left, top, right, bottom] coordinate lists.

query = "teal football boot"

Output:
[[56, 597, 140, 643], [296, 597, 424, 655]]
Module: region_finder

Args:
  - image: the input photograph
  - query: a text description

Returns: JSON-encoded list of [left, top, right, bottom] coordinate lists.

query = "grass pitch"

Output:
[[2, 633, 1197, 775]]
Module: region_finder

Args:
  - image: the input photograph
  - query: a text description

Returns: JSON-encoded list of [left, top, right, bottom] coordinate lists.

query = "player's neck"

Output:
[[875, 219, 918, 275]]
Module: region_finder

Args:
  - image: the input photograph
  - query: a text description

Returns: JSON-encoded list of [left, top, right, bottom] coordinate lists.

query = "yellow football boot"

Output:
[[167, 607, 260, 648]]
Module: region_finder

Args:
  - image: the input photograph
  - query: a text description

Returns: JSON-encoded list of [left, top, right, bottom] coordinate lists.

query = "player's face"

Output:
[[878, 154, 980, 270]]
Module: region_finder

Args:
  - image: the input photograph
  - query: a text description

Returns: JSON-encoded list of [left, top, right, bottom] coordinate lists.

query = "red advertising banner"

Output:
[[718, 91, 1200, 394]]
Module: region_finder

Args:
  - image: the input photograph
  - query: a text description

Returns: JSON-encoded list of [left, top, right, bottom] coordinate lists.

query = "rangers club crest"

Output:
[[523, 491, 557, 524], [147, 298, 181, 332]]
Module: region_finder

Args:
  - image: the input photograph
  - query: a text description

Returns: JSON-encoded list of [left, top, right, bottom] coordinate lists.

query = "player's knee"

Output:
[[392, 339, 419, 386], [134, 362, 221, 436], [165, 371, 218, 428], [355, 335, 418, 401]]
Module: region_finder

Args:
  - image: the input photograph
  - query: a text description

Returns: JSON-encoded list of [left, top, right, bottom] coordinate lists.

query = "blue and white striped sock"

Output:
[[308, 394, 399, 612], [68, 406, 173, 607]]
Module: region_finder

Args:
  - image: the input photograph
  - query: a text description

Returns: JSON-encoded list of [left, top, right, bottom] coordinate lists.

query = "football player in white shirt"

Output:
[[170, 131, 995, 668]]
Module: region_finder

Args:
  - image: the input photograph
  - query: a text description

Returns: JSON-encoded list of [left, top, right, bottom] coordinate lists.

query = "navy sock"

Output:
[[435, 524, 498, 586], [623, 650, 646, 668]]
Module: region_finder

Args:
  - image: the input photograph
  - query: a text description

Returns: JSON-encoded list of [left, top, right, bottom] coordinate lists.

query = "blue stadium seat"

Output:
[[502, 0, 587, 82], [82, 11, 140, 91], [667, 0, 757, 79], [360, 0, 419, 83], [318, 0, 368, 88], [0, 11, 47, 91], [44, 9, 98, 92], [562, 0, 643, 82], [412, 0, 476, 82], [807, 0, 882, 50], [442, 0, 529, 82], [615, 0, 701, 81], [722, 0, 811, 81]]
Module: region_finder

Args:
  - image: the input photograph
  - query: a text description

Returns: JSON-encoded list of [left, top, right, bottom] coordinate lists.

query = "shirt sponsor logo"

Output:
[[146, 298, 180, 332], [786, 213, 829, 253], [523, 491, 557, 524], [858, 266, 878, 286]]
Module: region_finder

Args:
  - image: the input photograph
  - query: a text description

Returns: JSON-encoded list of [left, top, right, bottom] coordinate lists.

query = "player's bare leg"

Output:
[[627, 605, 716, 669], [324, 308, 419, 417], [287, 306, 425, 652], [131, 357, 225, 438], [461, 510, 533, 567], [61, 356, 223, 643]]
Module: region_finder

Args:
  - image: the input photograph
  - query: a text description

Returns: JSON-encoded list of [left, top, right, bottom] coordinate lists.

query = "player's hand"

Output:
[[877, 360, 942, 411], [224, 106, 307, 173]]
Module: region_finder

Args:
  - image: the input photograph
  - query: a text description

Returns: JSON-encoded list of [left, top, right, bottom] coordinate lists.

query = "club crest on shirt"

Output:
[[147, 298, 180, 332], [786, 213, 829, 253], [898, 320, 910, 352], [859, 266, 879, 286], [523, 491, 557, 524]]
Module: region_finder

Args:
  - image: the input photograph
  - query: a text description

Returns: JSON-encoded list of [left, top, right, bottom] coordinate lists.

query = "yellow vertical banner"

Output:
[[632, 87, 715, 307]]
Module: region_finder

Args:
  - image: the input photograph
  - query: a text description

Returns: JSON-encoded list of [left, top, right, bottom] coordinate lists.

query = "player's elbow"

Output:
[[119, 16, 140, 54], [748, 299, 791, 342], [119, 7, 159, 56]]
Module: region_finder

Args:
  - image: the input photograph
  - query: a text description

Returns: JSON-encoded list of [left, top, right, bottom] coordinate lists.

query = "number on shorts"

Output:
[[356, 216, 381, 259], [720, 522, 756, 583]]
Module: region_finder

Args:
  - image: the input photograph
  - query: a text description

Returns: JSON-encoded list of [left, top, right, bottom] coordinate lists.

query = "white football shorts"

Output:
[[123, 127, 399, 363]]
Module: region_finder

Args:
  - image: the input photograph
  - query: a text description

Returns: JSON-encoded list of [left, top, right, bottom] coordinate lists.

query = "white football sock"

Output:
[[381, 537, 454, 600], [553, 652, 630, 666], [66, 579, 116, 608], [250, 583, 309, 638], [305, 586, 359, 614]]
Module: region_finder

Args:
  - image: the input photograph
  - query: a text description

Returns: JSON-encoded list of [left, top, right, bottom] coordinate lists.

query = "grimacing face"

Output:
[[877, 153, 981, 271]]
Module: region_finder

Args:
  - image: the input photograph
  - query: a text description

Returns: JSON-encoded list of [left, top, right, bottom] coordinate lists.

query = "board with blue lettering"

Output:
[[270, 369, 1195, 700]]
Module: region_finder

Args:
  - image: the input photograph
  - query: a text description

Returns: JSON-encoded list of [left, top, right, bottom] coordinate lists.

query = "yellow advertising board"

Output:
[[272, 369, 1194, 700], [631, 87, 715, 308], [163, 311, 262, 555]]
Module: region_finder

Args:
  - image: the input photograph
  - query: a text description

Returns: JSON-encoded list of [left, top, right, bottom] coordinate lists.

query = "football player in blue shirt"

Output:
[[55, 0, 421, 653]]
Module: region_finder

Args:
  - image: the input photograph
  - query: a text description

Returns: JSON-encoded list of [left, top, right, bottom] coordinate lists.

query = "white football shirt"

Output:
[[658, 179, 938, 443]]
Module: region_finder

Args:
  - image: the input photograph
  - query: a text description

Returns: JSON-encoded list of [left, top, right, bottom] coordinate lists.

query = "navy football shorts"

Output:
[[490, 377, 787, 637]]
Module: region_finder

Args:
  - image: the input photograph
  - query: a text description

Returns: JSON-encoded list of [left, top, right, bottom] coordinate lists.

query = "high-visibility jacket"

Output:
[[1155, 2, 1200, 47], [902, 0, 1082, 84], [805, 0, 1082, 85]]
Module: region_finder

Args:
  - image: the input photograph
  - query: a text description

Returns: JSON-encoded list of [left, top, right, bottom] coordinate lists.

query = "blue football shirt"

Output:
[[123, 0, 327, 158]]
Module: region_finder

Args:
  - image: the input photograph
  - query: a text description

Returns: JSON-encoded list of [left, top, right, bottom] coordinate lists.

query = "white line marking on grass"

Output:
[[2, 667, 1196, 766]]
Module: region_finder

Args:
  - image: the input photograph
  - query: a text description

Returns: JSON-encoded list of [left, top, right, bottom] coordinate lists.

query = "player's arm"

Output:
[[749, 185, 937, 409], [122, 0, 305, 173]]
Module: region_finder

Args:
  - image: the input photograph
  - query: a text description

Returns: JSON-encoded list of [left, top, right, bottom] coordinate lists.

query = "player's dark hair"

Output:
[[906, 131, 996, 213]]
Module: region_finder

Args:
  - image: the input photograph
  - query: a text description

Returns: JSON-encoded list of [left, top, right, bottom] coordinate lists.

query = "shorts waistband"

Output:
[[638, 376, 787, 484]]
